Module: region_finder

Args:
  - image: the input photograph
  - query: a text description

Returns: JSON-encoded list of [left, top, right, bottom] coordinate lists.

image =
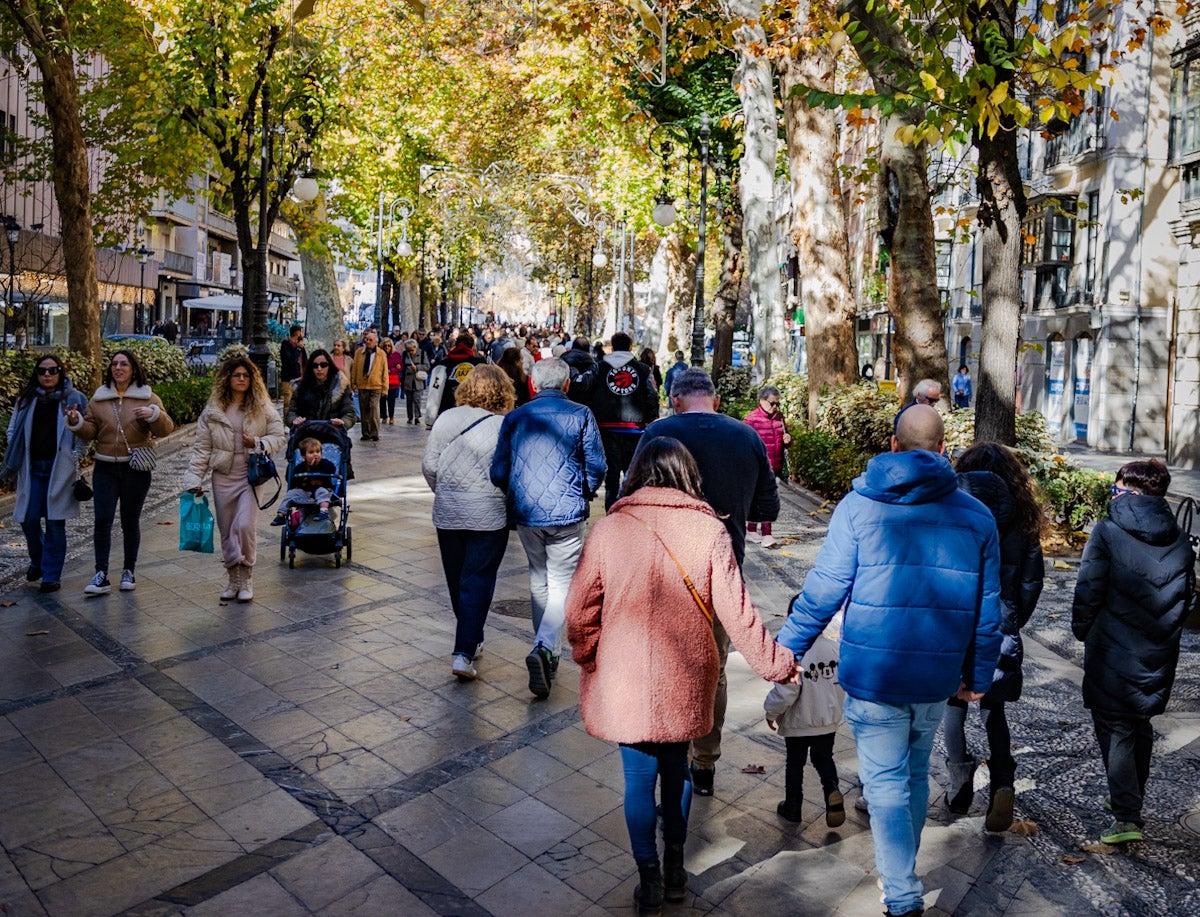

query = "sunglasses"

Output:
[[311, 361, 330, 368], [37, 366, 61, 376], [765, 400, 779, 406], [230, 372, 251, 379]]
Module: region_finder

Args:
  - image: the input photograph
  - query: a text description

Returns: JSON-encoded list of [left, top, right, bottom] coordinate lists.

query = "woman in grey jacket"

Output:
[[422, 365, 515, 680], [1, 355, 88, 593]]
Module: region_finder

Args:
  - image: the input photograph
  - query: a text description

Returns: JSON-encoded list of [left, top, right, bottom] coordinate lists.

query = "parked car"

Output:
[[732, 331, 755, 368]]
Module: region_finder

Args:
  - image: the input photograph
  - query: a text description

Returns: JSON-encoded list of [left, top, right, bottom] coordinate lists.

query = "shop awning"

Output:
[[181, 294, 244, 311]]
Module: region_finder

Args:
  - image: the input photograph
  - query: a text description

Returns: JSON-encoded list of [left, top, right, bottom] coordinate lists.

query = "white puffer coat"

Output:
[[422, 405, 507, 531], [182, 401, 287, 490]]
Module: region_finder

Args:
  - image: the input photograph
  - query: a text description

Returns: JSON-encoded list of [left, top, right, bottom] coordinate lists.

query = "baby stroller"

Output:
[[278, 420, 353, 568]]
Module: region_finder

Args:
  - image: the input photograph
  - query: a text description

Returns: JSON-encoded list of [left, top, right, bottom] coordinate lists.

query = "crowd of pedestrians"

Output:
[[2, 318, 1193, 917]]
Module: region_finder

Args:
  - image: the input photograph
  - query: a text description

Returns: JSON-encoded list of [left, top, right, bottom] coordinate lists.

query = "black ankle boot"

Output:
[[663, 843, 687, 902], [634, 860, 664, 915]]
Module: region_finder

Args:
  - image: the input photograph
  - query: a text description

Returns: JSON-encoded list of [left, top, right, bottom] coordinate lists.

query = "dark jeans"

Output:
[[601, 431, 642, 510], [21, 459, 67, 584], [943, 698, 1015, 790], [92, 460, 152, 573], [1092, 711, 1153, 825], [436, 528, 509, 657], [619, 741, 693, 864], [784, 733, 840, 805], [381, 387, 400, 420]]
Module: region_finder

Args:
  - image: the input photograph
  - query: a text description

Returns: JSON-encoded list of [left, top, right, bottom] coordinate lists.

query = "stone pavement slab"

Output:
[[0, 416, 1195, 916]]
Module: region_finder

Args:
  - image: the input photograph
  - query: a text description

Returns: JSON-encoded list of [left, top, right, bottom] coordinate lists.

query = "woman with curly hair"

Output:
[[183, 355, 286, 602], [422, 365, 516, 680], [943, 441, 1045, 831]]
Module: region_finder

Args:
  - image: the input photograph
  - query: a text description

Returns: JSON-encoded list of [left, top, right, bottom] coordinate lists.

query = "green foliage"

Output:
[[0, 348, 99, 412], [788, 430, 869, 499], [101, 338, 189, 385], [769, 372, 808, 427], [155, 377, 213, 426], [814, 383, 900, 456], [715, 365, 753, 401]]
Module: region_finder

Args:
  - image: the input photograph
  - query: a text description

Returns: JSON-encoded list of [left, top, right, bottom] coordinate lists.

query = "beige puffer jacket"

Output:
[[68, 383, 175, 460], [182, 401, 286, 490]]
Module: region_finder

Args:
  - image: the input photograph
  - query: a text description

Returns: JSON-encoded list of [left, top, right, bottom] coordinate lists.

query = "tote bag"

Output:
[[179, 493, 215, 554]]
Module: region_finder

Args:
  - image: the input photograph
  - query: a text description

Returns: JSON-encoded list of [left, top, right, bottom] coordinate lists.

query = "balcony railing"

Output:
[[1045, 109, 1106, 167], [160, 250, 195, 276]]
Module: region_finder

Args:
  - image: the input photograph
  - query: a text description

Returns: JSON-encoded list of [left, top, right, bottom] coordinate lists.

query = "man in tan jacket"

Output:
[[350, 330, 388, 442]]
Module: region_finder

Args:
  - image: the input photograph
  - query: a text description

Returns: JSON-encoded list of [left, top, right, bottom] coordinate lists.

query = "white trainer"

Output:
[[452, 655, 477, 680], [760, 535, 777, 548], [745, 531, 763, 544]]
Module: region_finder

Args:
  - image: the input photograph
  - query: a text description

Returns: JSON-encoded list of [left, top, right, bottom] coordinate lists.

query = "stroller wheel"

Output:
[[279, 531, 287, 562], [345, 528, 352, 562], [289, 549, 295, 569], [334, 552, 341, 568]]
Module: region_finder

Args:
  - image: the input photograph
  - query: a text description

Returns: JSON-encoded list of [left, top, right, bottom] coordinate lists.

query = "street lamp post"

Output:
[[374, 194, 415, 330], [135, 245, 151, 333], [3, 216, 19, 356]]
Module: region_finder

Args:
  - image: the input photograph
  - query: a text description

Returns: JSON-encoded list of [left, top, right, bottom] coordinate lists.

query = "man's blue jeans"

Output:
[[844, 696, 944, 916], [619, 742, 692, 864], [21, 459, 67, 584]]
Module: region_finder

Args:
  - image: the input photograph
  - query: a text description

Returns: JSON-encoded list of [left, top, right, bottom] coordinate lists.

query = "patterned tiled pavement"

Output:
[[0, 418, 1196, 916]]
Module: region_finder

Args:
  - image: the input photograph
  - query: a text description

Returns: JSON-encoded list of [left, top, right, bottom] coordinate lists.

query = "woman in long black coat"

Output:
[[943, 442, 1045, 832]]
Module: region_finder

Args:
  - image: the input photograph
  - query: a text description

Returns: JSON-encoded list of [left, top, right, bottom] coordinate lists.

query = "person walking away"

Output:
[[566, 438, 796, 915], [1072, 459, 1195, 845], [663, 351, 688, 404], [491, 358, 605, 699], [743, 384, 790, 548], [2, 355, 88, 593], [66, 350, 176, 595], [380, 337, 403, 425], [425, 332, 486, 428], [573, 332, 659, 510], [183, 356, 286, 602], [350, 329, 388, 442], [951, 364, 973, 409], [634, 368, 779, 797], [423, 366, 515, 681], [640, 347, 663, 389], [401, 339, 431, 424], [279, 324, 306, 420], [764, 632, 845, 826], [776, 405, 1001, 917], [496, 346, 531, 407], [943, 442, 1044, 831]]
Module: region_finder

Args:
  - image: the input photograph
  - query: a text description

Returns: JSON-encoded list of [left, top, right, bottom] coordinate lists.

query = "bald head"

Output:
[[893, 404, 944, 453]]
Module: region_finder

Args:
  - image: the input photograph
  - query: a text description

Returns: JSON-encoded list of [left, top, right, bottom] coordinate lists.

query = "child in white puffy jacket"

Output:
[[764, 634, 846, 825]]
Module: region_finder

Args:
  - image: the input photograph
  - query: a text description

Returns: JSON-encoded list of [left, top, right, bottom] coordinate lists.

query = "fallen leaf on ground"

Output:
[[1053, 559, 1073, 570], [778, 550, 793, 556], [157, 521, 173, 525], [1, 601, 16, 608], [1060, 854, 1087, 865], [398, 716, 411, 722], [25, 630, 49, 636], [1009, 820, 1038, 836], [741, 764, 766, 774], [1082, 843, 1118, 854]]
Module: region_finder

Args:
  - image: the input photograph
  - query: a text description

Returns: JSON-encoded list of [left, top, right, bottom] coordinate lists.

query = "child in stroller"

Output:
[[272, 437, 336, 526]]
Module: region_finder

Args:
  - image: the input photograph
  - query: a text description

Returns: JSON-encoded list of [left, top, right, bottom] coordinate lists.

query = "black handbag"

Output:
[[73, 478, 93, 501], [247, 448, 282, 510]]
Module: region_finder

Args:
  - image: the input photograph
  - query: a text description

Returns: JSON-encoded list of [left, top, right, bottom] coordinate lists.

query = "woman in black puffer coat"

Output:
[[1072, 459, 1194, 843], [943, 442, 1045, 832]]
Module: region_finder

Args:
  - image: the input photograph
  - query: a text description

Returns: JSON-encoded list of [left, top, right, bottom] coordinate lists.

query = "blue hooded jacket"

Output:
[[777, 449, 1002, 705]]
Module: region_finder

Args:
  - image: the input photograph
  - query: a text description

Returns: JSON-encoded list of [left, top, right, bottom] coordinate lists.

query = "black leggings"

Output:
[[92, 461, 152, 573], [381, 387, 400, 420]]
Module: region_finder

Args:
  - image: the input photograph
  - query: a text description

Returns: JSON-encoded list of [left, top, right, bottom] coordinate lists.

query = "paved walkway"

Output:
[[0, 419, 1196, 916]]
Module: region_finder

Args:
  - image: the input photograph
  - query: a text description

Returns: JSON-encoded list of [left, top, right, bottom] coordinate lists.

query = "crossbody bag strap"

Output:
[[623, 510, 714, 624]]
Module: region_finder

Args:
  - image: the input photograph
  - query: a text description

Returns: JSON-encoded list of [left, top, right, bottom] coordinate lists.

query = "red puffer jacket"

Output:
[[744, 405, 786, 473]]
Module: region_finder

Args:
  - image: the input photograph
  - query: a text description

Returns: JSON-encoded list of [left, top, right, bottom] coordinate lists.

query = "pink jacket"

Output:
[[566, 487, 795, 744], [744, 405, 786, 473]]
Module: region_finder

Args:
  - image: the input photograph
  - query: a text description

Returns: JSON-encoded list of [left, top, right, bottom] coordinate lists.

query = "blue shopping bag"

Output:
[[179, 493, 215, 554]]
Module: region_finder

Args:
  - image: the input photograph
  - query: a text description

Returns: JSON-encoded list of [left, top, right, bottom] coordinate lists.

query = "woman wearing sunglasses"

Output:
[[1, 355, 89, 593], [284, 348, 356, 430], [183, 356, 285, 602]]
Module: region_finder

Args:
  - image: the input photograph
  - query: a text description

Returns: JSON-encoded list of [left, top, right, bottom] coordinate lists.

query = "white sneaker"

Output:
[[84, 571, 111, 595], [760, 535, 777, 548], [473, 642, 485, 660], [119, 569, 136, 591], [745, 531, 763, 544], [452, 655, 477, 680]]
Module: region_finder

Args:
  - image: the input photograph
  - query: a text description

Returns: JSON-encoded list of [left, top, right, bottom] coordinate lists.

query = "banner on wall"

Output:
[[1074, 337, 1092, 441], [1046, 339, 1066, 437]]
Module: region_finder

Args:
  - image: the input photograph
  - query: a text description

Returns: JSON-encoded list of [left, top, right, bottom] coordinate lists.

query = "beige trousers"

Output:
[[211, 453, 258, 568]]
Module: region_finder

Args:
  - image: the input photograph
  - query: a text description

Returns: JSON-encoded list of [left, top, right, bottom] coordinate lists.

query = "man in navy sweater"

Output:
[[634, 368, 779, 796]]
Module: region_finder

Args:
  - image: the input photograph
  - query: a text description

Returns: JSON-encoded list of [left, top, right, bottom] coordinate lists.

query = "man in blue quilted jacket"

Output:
[[776, 405, 1001, 917], [491, 358, 606, 699]]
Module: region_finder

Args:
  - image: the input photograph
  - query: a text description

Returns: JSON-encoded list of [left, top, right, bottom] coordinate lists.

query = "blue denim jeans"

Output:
[[436, 527, 510, 658], [21, 459, 67, 584], [619, 742, 692, 864], [844, 696, 944, 916], [516, 522, 584, 655]]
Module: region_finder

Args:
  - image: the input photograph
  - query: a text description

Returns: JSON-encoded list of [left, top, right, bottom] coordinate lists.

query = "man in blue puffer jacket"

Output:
[[776, 405, 1001, 917], [491, 358, 606, 700]]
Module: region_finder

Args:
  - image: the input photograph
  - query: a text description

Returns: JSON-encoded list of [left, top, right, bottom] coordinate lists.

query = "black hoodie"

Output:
[[1072, 494, 1195, 718]]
